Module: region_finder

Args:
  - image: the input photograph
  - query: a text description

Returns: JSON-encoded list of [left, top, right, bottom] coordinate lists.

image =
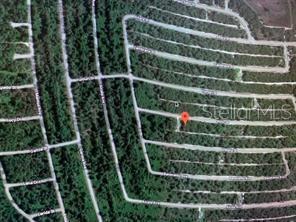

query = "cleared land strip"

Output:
[[132, 31, 280, 58], [172, 0, 253, 39], [219, 214, 296, 222], [0, 140, 79, 157], [138, 107, 296, 126], [123, 14, 296, 47], [144, 3, 247, 39], [131, 45, 289, 73], [30, 208, 62, 219], [137, 60, 296, 86], [6, 178, 54, 189], [128, 33, 284, 68], [70, 76, 100, 83], [103, 74, 295, 100], [169, 160, 284, 167], [159, 97, 291, 112], [177, 131, 287, 139], [144, 139, 296, 154], [147, 147, 290, 181], [148, 6, 240, 29], [0, 84, 34, 90], [141, 147, 290, 181], [178, 185, 296, 195], [0, 116, 40, 123]]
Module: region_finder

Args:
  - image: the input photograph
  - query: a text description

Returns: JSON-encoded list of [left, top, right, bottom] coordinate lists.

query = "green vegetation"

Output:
[[144, 7, 247, 38], [243, 58, 296, 83], [72, 79, 200, 220], [147, 144, 283, 164], [0, 0, 32, 86], [127, 19, 284, 56], [131, 51, 238, 80], [0, 121, 43, 152], [204, 153, 296, 219], [10, 182, 58, 214], [0, 151, 50, 183], [135, 81, 296, 122], [0, 43, 32, 86], [0, 181, 26, 221], [150, 1, 207, 19], [208, 11, 239, 25], [63, 0, 97, 78], [0, 89, 37, 118], [0, 0, 28, 42], [244, 191, 296, 204], [129, 32, 284, 67], [131, 52, 292, 94], [140, 113, 296, 149], [205, 205, 296, 221], [199, 0, 214, 5], [70, 78, 296, 220], [0, 71, 32, 86], [149, 154, 285, 177], [134, 80, 294, 110], [51, 145, 97, 221], [96, 0, 133, 74], [31, 0, 75, 144]]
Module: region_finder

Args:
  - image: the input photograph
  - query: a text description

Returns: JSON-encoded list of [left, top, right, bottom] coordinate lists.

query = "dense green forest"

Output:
[[0, 181, 27, 221], [0, 89, 38, 118], [72, 79, 201, 221], [1, 0, 296, 221], [0, 151, 50, 183], [51, 145, 97, 221], [0, 121, 43, 152], [131, 52, 293, 94], [63, 0, 97, 78], [10, 182, 58, 214], [31, 0, 74, 144]]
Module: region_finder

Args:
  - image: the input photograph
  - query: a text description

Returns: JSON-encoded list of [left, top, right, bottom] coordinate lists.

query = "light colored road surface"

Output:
[[57, 0, 103, 221], [95, 1, 296, 211], [3, 0, 296, 219]]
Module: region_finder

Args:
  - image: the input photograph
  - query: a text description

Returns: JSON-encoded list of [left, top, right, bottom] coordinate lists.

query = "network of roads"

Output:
[[2, 0, 296, 221]]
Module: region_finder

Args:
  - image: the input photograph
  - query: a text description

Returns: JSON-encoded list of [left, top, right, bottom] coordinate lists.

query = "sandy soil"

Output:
[[244, 0, 292, 28]]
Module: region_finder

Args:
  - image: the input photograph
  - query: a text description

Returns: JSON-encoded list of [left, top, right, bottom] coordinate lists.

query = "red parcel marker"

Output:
[[181, 112, 190, 125]]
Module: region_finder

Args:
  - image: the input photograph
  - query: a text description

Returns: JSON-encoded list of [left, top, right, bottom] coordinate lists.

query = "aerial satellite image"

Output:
[[1, 0, 296, 221]]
